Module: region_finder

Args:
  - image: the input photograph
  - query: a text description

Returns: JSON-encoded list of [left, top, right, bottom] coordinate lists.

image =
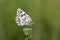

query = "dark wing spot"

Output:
[[23, 13, 26, 15], [17, 18, 21, 23], [20, 11, 22, 13], [21, 13, 26, 17]]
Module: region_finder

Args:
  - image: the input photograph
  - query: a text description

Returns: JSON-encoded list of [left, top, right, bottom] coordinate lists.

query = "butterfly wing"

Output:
[[15, 8, 33, 26]]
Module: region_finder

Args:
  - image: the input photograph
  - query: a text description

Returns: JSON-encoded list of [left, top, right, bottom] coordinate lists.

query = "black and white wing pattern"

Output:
[[15, 8, 33, 26]]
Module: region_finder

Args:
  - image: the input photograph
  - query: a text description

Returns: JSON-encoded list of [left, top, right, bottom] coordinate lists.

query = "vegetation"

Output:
[[0, 0, 60, 40]]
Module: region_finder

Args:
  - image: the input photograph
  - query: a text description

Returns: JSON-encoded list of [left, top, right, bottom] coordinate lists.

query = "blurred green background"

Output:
[[0, 0, 60, 40]]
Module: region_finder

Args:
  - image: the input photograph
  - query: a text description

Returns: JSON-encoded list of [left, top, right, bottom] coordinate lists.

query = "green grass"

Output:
[[0, 0, 60, 40]]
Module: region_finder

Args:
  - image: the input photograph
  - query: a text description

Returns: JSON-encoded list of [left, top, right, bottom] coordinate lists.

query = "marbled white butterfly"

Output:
[[15, 8, 33, 26]]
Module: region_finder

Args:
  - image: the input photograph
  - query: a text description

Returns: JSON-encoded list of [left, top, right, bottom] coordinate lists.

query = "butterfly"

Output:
[[15, 8, 33, 26]]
